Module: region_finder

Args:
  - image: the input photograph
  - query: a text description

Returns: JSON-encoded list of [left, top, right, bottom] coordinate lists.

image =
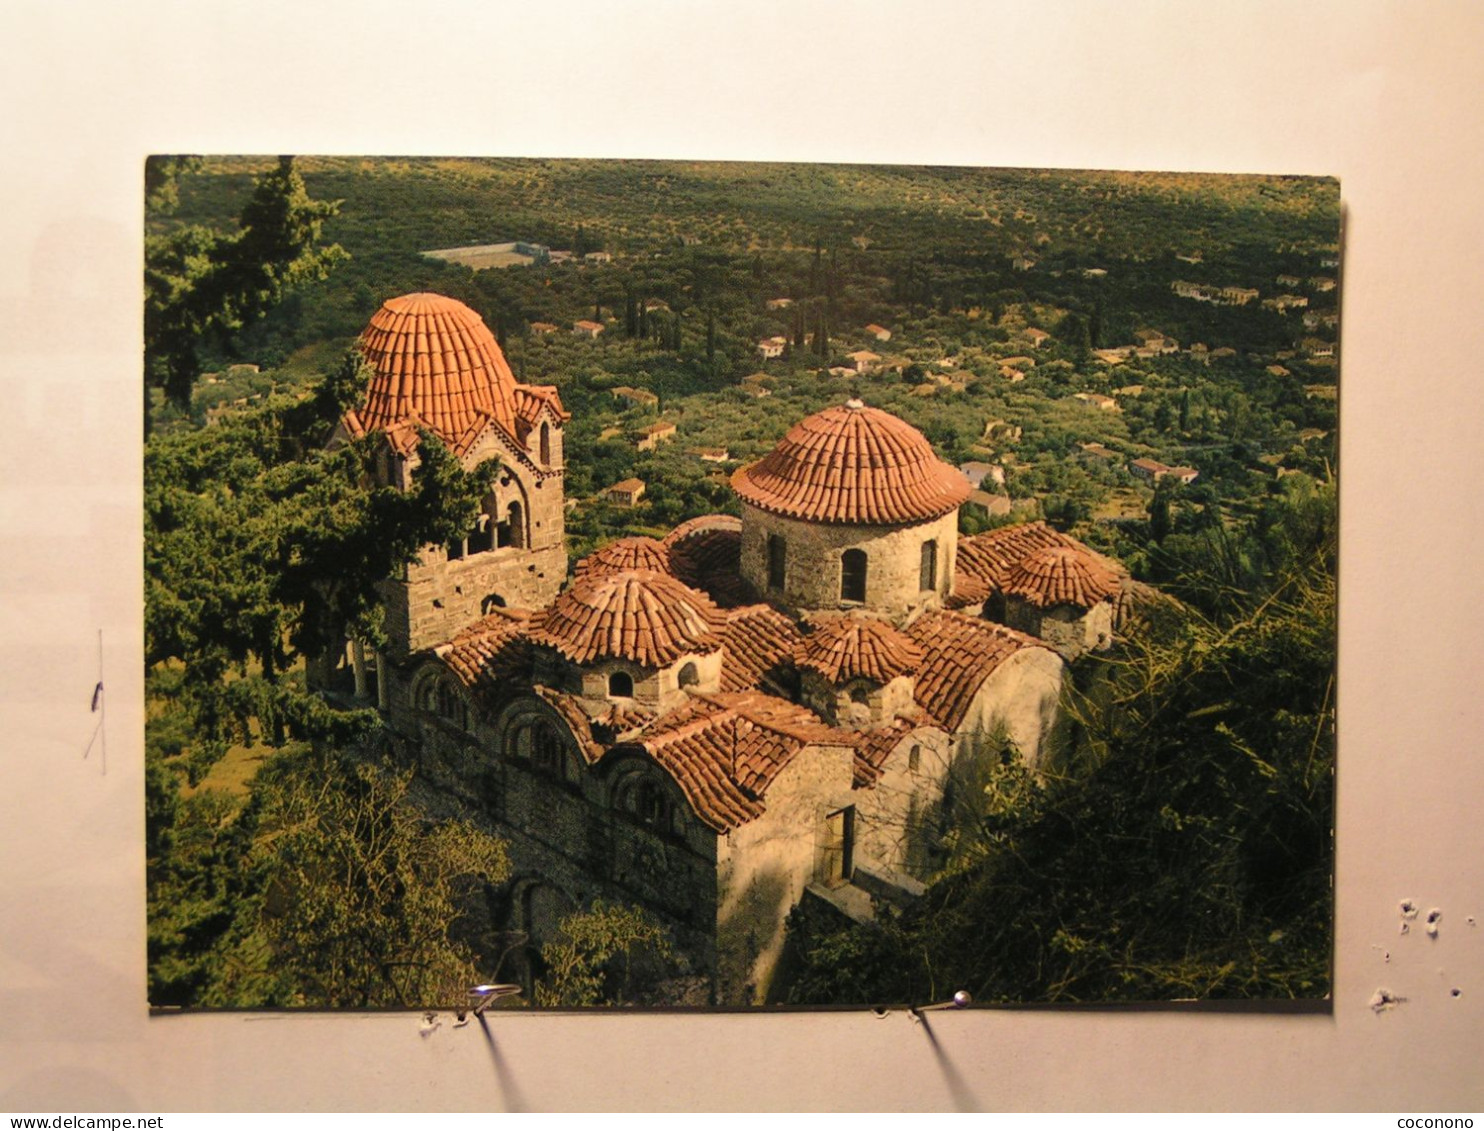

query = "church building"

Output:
[[317, 292, 1136, 1005]]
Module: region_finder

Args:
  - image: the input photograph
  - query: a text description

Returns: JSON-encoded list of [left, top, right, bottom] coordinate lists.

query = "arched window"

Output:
[[498, 500, 526, 550], [848, 683, 871, 706], [468, 491, 498, 554], [841, 548, 868, 603], [481, 592, 507, 615], [767, 534, 786, 590], [678, 661, 699, 689], [510, 715, 568, 781], [539, 421, 552, 466], [920, 539, 938, 591], [616, 773, 675, 836], [609, 671, 635, 698]]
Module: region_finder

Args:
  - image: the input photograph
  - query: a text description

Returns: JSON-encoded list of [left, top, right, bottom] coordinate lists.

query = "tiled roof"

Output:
[[666, 520, 753, 608], [908, 611, 1050, 732], [663, 513, 743, 545], [794, 614, 924, 685], [437, 609, 533, 700], [533, 686, 605, 764], [1002, 546, 1121, 610], [513, 383, 571, 425], [632, 691, 852, 832], [574, 536, 672, 580], [956, 521, 1074, 588], [527, 569, 726, 668], [730, 400, 973, 525], [721, 604, 804, 692], [851, 710, 937, 787], [356, 293, 521, 452], [945, 571, 992, 609]]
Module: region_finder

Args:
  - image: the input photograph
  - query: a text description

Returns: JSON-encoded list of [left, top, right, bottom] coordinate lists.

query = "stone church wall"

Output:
[[738, 504, 959, 624], [714, 741, 857, 1004]]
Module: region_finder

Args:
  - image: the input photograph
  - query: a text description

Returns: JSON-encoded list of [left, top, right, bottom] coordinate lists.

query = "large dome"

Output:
[[730, 399, 972, 525], [356, 293, 519, 447]]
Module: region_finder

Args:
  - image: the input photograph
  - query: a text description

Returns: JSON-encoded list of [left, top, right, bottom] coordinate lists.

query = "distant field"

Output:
[[423, 243, 537, 270]]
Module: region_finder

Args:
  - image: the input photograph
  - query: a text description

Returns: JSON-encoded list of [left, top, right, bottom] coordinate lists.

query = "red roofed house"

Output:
[[325, 295, 1145, 1006]]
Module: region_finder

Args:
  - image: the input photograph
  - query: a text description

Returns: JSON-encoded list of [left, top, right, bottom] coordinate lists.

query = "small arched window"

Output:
[[848, 683, 871, 706], [616, 773, 674, 836], [539, 421, 552, 466], [920, 539, 938, 592], [841, 548, 868, 603], [767, 534, 786, 590], [609, 671, 635, 698], [510, 715, 568, 781], [678, 662, 699, 689]]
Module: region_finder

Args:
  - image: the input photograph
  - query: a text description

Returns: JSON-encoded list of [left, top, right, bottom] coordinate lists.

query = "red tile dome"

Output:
[[574, 536, 672, 579], [793, 615, 924, 685], [1002, 545, 1121, 610], [527, 569, 727, 668], [730, 400, 972, 525], [355, 293, 519, 449]]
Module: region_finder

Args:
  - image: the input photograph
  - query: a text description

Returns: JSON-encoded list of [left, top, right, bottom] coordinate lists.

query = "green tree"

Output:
[[534, 901, 676, 1007], [145, 367, 495, 764], [195, 749, 509, 1008], [144, 156, 345, 419]]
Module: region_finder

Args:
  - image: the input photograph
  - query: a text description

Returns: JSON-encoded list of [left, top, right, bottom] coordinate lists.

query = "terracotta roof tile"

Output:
[[1002, 545, 1122, 610], [512, 383, 572, 425], [908, 610, 1051, 732], [438, 609, 534, 701], [793, 614, 924, 685], [851, 710, 937, 787], [533, 687, 605, 764], [527, 569, 726, 668], [665, 522, 754, 607], [945, 571, 992, 609], [356, 293, 521, 452], [573, 536, 672, 580], [720, 604, 804, 692], [631, 691, 853, 832], [730, 400, 973, 525], [956, 521, 1074, 588]]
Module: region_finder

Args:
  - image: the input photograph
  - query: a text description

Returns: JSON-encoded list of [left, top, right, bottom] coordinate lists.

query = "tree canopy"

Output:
[[145, 155, 345, 414]]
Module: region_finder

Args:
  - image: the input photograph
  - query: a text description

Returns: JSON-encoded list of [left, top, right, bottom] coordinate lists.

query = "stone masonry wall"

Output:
[[738, 503, 959, 626], [714, 741, 857, 1004]]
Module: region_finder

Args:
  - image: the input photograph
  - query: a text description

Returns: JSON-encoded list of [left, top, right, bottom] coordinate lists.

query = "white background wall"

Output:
[[1, 0, 1480, 1112]]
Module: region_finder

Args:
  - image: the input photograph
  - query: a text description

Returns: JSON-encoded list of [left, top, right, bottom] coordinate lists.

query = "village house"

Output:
[[584, 250, 613, 264], [740, 373, 774, 398], [757, 336, 787, 360], [603, 477, 647, 506], [958, 461, 1005, 489], [1025, 327, 1050, 348], [315, 292, 1152, 1006], [573, 319, 605, 338], [1129, 458, 1199, 485], [1072, 392, 1119, 411], [610, 386, 660, 409], [847, 349, 881, 374], [529, 321, 559, 335], [636, 420, 677, 451], [765, 297, 794, 311], [864, 323, 892, 342]]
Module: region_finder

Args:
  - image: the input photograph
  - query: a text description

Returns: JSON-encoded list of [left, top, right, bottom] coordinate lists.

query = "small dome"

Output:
[[528, 569, 726, 667], [356, 293, 519, 448], [574, 536, 672, 579], [794, 615, 925, 685], [1002, 546, 1121, 610], [731, 401, 972, 524]]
